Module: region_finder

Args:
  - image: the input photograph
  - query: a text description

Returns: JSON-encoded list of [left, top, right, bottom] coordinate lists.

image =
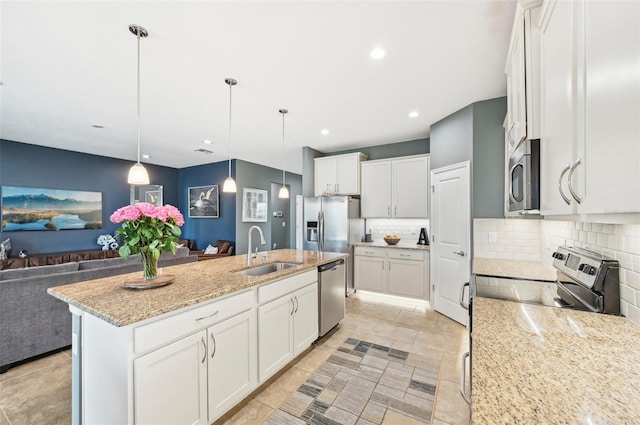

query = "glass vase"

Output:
[[140, 250, 158, 280]]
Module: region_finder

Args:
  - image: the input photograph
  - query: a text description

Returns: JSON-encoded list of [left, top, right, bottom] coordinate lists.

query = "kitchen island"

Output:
[[472, 296, 640, 424], [48, 249, 347, 425]]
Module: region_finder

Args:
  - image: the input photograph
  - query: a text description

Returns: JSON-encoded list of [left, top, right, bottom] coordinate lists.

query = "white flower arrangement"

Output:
[[97, 234, 118, 251]]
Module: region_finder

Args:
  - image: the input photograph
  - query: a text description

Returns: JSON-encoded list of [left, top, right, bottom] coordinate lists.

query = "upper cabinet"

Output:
[[314, 152, 367, 196], [361, 155, 430, 218], [505, 1, 542, 153], [539, 0, 640, 215]]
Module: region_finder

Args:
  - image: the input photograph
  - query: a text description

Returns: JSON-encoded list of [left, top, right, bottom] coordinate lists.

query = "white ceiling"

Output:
[[0, 1, 516, 175]]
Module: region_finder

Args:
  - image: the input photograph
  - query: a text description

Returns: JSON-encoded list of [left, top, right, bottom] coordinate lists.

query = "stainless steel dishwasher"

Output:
[[318, 258, 346, 337]]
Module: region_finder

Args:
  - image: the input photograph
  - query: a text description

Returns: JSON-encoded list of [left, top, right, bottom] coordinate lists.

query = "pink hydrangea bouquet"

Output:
[[110, 203, 185, 279]]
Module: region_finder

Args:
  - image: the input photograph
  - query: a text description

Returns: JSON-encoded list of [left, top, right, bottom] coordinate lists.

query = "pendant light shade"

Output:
[[127, 24, 150, 185], [278, 109, 289, 199], [223, 78, 237, 193]]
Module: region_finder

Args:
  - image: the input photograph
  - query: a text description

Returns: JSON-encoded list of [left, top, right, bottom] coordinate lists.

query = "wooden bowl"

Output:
[[384, 237, 400, 245]]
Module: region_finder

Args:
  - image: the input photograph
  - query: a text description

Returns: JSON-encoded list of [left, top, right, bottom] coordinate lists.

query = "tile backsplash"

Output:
[[474, 218, 640, 325], [365, 218, 429, 244]]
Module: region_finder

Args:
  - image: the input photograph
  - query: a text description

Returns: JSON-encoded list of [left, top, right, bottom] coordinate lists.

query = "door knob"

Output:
[[453, 251, 465, 257]]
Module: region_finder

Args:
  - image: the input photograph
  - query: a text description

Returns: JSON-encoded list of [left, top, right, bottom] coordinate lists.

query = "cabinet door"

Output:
[[208, 310, 257, 423], [580, 0, 640, 213], [361, 161, 392, 218], [539, 0, 578, 215], [354, 255, 386, 293], [258, 295, 294, 381], [314, 158, 337, 196], [508, 16, 527, 146], [293, 283, 318, 356], [393, 156, 429, 218], [388, 259, 425, 299], [336, 155, 360, 194], [134, 331, 207, 425]]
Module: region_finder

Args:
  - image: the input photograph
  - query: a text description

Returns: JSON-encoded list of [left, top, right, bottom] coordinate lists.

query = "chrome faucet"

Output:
[[247, 225, 266, 266]]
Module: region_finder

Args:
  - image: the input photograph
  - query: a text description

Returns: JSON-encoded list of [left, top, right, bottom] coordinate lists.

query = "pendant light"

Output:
[[127, 24, 150, 185], [278, 109, 290, 199], [222, 78, 237, 193]]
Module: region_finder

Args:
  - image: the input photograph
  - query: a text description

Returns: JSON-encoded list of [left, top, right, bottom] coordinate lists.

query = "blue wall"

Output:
[[177, 161, 237, 251], [0, 140, 179, 254]]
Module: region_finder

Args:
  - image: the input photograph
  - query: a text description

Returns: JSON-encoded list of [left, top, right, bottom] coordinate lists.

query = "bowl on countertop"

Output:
[[383, 237, 401, 245]]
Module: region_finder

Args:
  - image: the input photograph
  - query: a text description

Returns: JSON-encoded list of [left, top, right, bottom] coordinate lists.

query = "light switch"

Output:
[[488, 232, 498, 243]]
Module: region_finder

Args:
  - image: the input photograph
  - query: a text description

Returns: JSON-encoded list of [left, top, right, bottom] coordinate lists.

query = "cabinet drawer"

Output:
[[387, 249, 425, 261], [354, 246, 386, 258], [134, 289, 255, 354], [258, 270, 317, 305]]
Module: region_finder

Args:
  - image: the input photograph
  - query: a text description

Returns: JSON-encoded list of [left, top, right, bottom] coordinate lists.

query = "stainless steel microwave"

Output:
[[507, 139, 540, 214]]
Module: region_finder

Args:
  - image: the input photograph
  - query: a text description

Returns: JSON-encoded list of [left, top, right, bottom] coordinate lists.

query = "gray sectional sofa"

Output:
[[0, 248, 197, 373]]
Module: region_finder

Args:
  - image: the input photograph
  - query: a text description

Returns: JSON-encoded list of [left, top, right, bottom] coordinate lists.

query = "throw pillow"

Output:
[[204, 245, 219, 255]]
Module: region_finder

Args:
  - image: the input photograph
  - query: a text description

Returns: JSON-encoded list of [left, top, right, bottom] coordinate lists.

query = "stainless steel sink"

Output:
[[234, 262, 300, 276]]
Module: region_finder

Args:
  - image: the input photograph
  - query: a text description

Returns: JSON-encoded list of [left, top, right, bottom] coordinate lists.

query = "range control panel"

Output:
[[552, 246, 612, 289]]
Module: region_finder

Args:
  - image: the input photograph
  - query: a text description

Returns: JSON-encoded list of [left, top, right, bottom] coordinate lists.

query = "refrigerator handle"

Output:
[[318, 211, 324, 252]]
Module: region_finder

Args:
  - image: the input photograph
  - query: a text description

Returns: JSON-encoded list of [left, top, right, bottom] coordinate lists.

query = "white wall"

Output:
[[474, 218, 640, 325]]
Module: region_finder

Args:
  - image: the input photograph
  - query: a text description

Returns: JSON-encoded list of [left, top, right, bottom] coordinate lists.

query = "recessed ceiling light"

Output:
[[142, 154, 151, 159], [203, 139, 212, 145], [91, 124, 104, 129], [321, 129, 330, 136], [370, 47, 387, 60], [408, 111, 419, 118]]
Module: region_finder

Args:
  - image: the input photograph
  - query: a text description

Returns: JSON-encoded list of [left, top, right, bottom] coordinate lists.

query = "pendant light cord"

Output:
[[281, 112, 286, 186], [228, 81, 233, 177], [136, 29, 141, 165]]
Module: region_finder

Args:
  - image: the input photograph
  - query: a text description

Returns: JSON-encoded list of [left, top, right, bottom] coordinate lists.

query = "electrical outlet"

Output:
[[488, 232, 498, 243]]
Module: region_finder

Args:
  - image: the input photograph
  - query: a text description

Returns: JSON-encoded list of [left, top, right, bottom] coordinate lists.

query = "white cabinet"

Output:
[[135, 331, 207, 425], [539, 0, 640, 215], [505, 2, 541, 152], [354, 246, 429, 300], [258, 270, 318, 381], [361, 155, 430, 218], [207, 309, 257, 423], [353, 247, 386, 292], [314, 152, 367, 196]]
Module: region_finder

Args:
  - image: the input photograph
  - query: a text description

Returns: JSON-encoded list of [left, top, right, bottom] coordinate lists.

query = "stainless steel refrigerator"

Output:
[[304, 196, 364, 295]]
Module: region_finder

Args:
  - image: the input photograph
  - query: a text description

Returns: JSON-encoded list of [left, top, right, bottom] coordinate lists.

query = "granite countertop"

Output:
[[354, 241, 430, 251], [472, 297, 640, 424], [48, 249, 346, 328], [473, 257, 556, 281]]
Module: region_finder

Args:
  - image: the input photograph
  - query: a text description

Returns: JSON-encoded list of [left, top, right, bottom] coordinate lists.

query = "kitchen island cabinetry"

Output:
[[314, 152, 367, 196], [257, 270, 318, 382], [354, 245, 429, 300], [48, 250, 341, 425], [539, 0, 640, 215], [361, 154, 430, 218]]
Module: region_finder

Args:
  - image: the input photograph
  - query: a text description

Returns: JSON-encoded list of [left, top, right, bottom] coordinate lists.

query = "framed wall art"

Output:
[[242, 188, 268, 222], [1, 186, 102, 231], [188, 185, 219, 218]]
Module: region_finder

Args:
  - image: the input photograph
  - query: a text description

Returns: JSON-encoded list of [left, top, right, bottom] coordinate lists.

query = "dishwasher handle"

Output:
[[318, 258, 345, 273]]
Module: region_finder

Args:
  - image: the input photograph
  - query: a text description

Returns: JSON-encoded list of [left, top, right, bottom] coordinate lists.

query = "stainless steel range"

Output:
[[473, 246, 620, 314]]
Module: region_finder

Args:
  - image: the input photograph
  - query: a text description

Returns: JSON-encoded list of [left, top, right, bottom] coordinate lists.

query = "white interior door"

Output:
[[430, 161, 470, 325]]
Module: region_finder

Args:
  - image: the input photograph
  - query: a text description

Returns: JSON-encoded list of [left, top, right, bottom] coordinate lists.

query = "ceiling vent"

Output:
[[194, 148, 214, 154]]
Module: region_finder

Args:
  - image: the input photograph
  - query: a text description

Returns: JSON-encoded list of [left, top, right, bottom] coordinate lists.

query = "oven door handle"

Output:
[[459, 282, 470, 310], [460, 352, 471, 404]]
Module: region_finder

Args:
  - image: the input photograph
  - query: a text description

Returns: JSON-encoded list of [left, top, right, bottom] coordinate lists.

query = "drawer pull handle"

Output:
[[195, 310, 219, 321], [211, 332, 217, 358], [400, 254, 410, 257]]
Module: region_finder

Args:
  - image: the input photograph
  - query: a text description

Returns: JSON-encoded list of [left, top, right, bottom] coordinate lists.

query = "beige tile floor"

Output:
[[0, 292, 470, 425]]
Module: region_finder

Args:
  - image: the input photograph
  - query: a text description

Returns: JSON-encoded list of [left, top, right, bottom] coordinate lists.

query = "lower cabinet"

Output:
[[134, 331, 208, 425], [258, 281, 318, 381], [126, 270, 318, 425], [354, 246, 429, 300]]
